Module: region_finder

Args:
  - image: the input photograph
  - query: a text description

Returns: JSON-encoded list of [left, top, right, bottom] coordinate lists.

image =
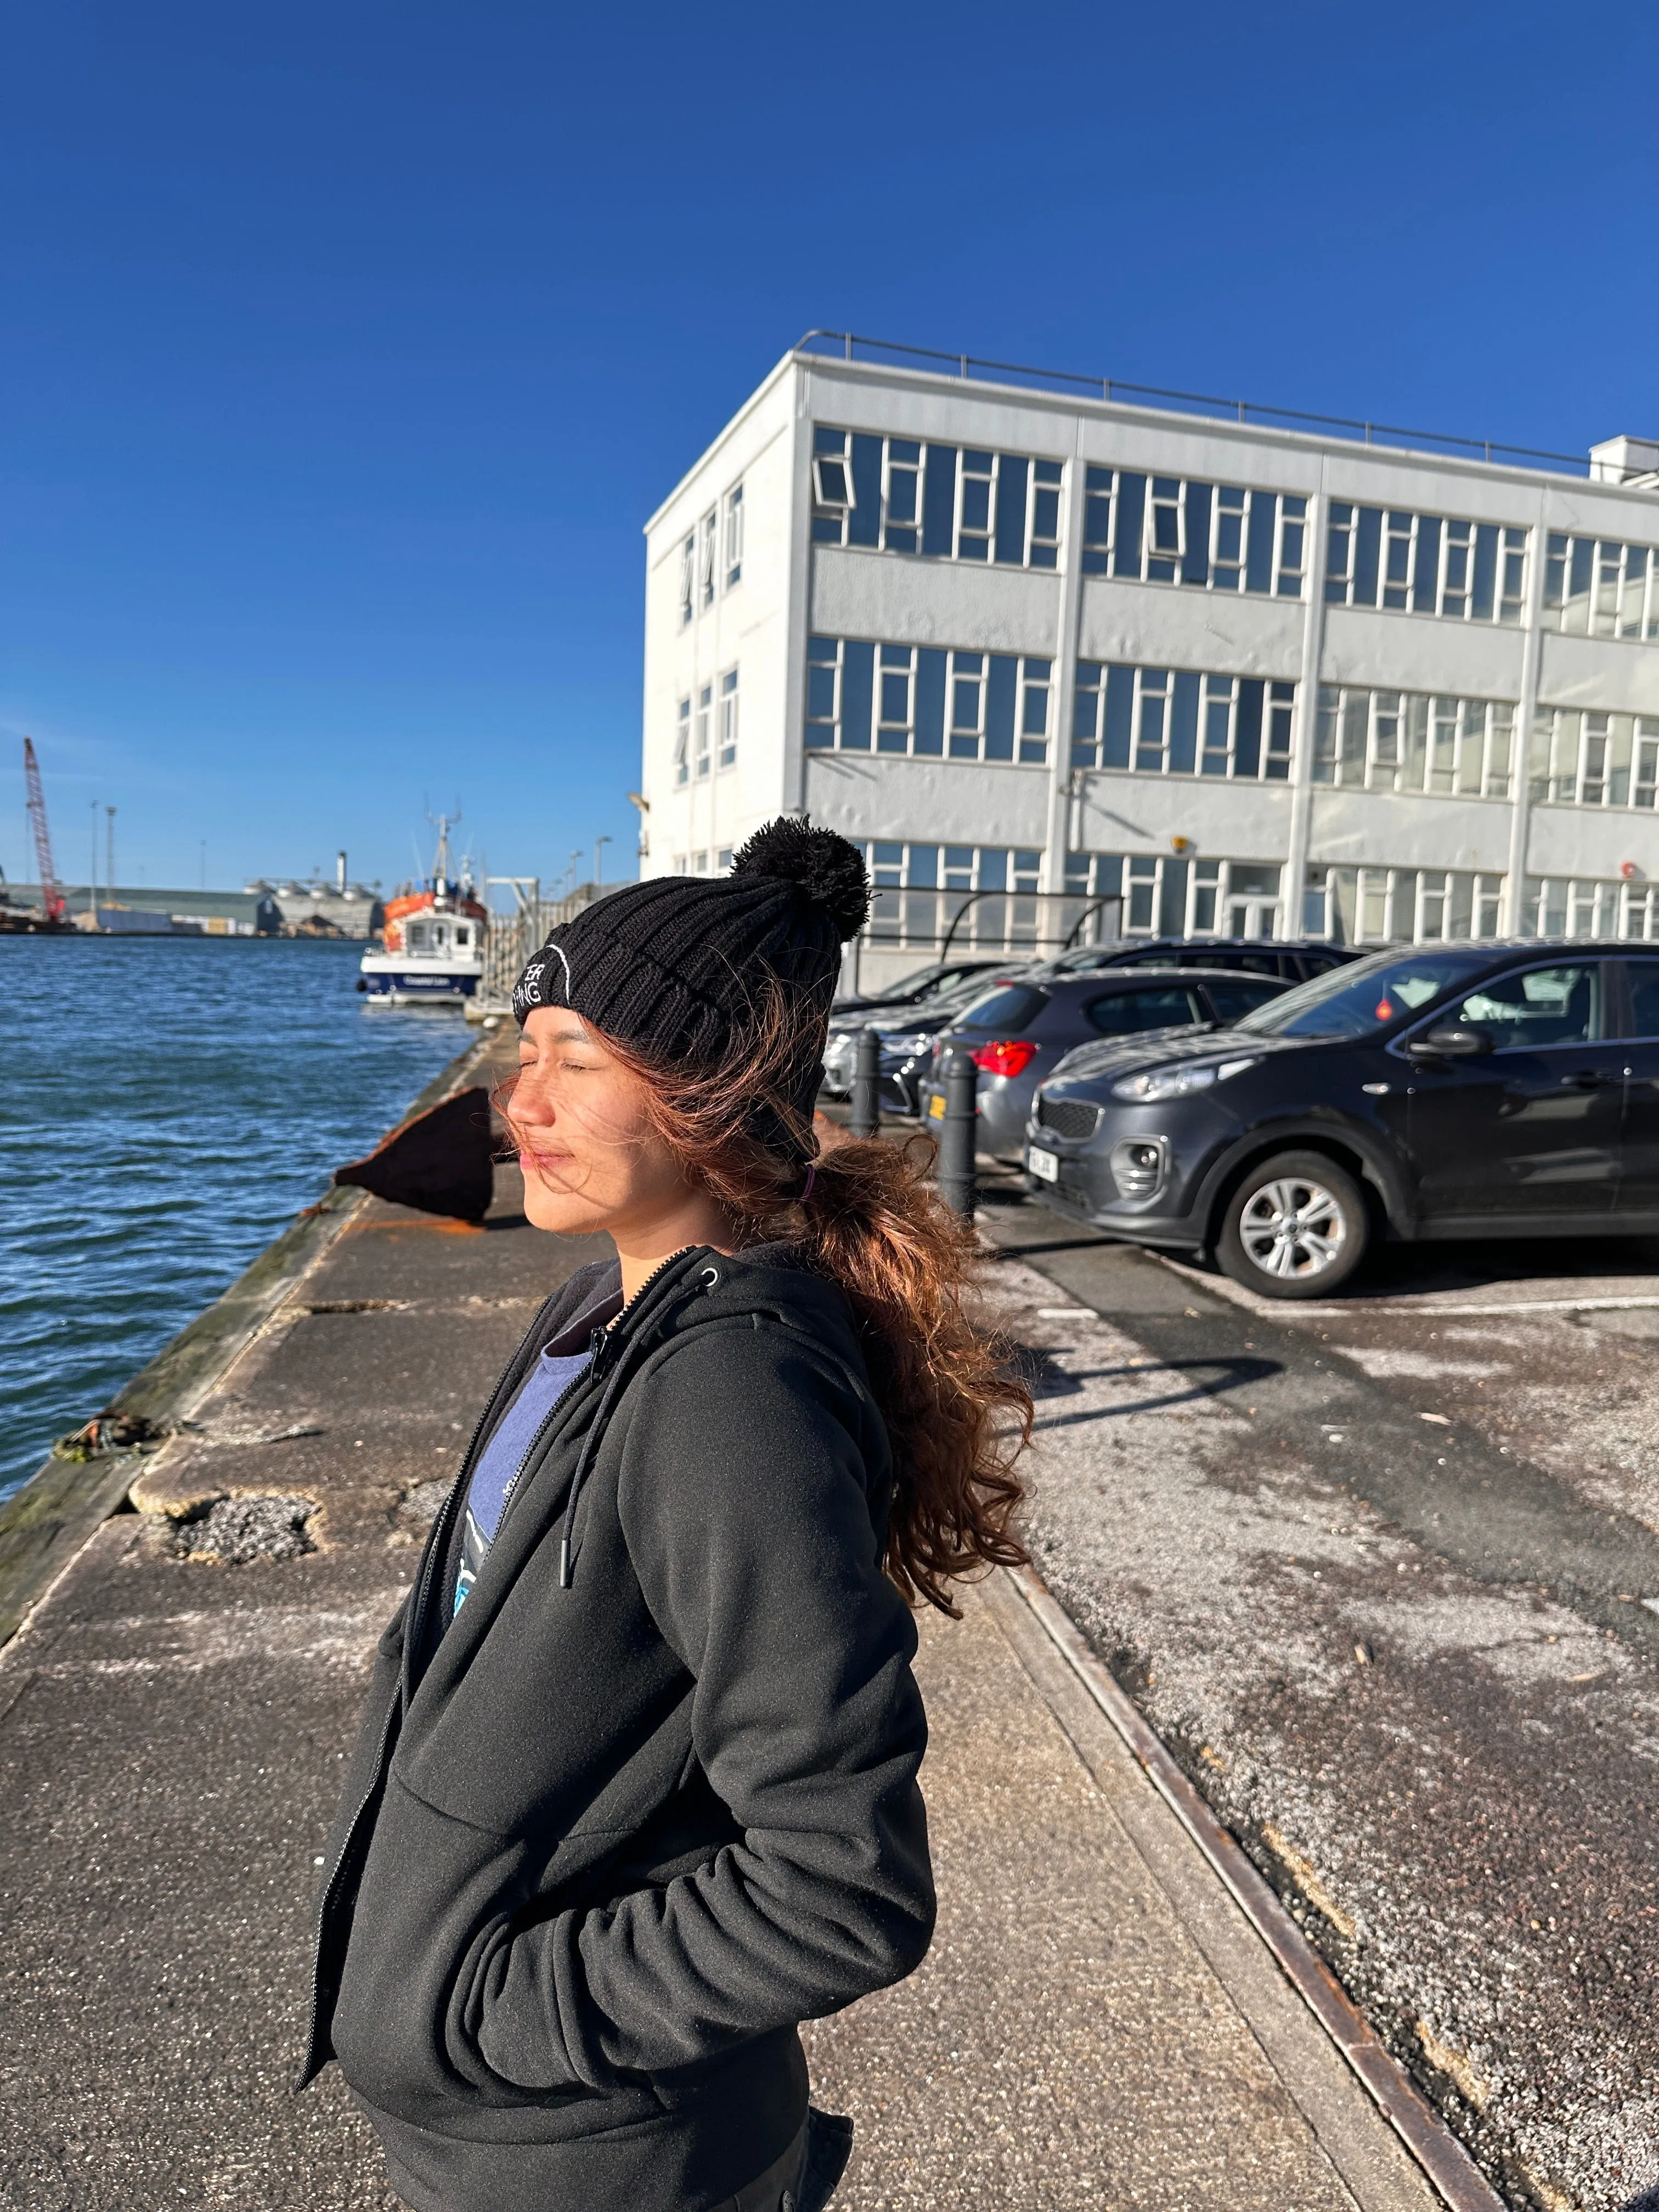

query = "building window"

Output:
[[718, 847, 733, 871], [672, 855, 689, 874], [1325, 503, 1527, 624], [806, 636, 1047, 763], [1313, 686, 1515, 799], [1028, 459, 1063, 567], [698, 512, 717, 608], [878, 646, 915, 753], [1542, 532, 1659, 641], [718, 668, 738, 768], [957, 450, 996, 561], [883, 439, 922, 554], [1529, 708, 1659, 810], [694, 684, 712, 778], [811, 425, 1063, 569], [1080, 466, 1304, 598], [1319, 865, 1506, 945], [678, 534, 695, 628], [812, 430, 855, 540], [693, 850, 710, 873], [674, 697, 690, 787], [860, 843, 1046, 949], [723, 484, 743, 588], [1072, 662, 1293, 781]]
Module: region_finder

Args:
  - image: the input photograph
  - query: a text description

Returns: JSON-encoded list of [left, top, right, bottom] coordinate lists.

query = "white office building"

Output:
[[640, 336, 1659, 988]]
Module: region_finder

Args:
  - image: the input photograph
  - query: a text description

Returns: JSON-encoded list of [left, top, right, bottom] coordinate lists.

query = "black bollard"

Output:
[[935, 1048, 978, 1218], [848, 1025, 882, 1138]]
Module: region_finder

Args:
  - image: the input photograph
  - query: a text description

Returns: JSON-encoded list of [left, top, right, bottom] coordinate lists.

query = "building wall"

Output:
[[641, 347, 1659, 971]]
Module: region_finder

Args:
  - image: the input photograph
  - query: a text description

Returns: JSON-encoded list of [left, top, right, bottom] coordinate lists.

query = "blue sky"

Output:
[[4, 0, 1655, 898]]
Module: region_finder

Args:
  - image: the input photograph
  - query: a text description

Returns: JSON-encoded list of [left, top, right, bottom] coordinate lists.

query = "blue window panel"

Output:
[[1245, 495, 1275, 594], [1182, 484, 1211, 586], [840, 640, 873, 748], [1472, 524, 1498, 621], [847, 436, 883, 548], [811, 517, 842, 544], [908, 845, 938, 887], [813, 426, 843, 455], [1114, 474, 1146, 579], [1413, 516, 1441, 613], [1234, 680, 1264, 778], [978, 849, 1008, 891], [985, 656, 1018, 759], [915, 648, 946, 754], [1159, 860, 1189, 938], [806, 664, 837, 722], [995, 455, 1029, 566], [1169, 672, 1200, 775], [1103, 665, 1135, 769], [1353, 507, 1382, 604], [1073, 663, 1102, 742], [922, 446, 957, 556]]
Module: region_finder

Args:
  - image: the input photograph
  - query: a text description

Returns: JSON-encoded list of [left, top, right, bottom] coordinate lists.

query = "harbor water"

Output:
[[0, 935, 474, 1502]]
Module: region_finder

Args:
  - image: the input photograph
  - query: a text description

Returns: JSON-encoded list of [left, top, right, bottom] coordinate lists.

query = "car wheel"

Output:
[[1216, 1151, 1368, 1299]]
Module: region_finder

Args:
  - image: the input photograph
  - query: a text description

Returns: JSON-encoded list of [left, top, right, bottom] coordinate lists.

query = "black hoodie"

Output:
[[302, 1243, 935, 2212]]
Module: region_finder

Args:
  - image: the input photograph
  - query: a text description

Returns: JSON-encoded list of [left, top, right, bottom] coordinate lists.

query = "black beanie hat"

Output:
[[511, 818, 870, 1155]]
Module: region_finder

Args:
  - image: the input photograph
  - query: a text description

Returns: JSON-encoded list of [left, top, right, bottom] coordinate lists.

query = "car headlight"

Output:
[[880, 1031, 931, 1057], [1110, 1056, 1259, 1102]]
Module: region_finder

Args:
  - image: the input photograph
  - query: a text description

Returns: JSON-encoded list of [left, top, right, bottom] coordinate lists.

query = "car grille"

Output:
[[1036, 1096, 1101, 1141]]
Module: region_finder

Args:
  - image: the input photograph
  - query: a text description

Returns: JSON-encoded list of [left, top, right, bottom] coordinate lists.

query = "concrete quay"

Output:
[[0, 1041, 1472, 2210]]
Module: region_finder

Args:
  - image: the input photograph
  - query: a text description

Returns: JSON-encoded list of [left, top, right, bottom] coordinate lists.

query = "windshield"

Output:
[[1231, 947, 1496, 1039]]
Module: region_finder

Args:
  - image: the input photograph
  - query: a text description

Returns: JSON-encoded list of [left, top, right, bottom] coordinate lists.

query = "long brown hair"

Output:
[[500, 989, 1031, 1614]]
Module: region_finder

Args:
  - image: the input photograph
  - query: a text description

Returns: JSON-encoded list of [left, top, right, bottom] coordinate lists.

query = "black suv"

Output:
[[1023, 941, 1659, 1299]]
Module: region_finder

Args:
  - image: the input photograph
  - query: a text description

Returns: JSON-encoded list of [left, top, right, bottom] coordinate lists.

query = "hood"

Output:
[[1043, 1026, 1317, 1091]]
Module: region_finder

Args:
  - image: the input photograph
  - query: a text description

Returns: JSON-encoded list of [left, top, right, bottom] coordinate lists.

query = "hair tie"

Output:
[[799, 1163, 816, 1203]]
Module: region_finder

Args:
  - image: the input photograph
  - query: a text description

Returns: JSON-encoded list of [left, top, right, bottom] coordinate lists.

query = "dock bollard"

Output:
[[935, 1048, 978, 1218], [848, 1026, 882, 1138]]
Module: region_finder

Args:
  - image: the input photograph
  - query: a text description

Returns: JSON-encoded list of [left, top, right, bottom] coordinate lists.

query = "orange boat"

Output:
[[358, 819, 487, 1005]]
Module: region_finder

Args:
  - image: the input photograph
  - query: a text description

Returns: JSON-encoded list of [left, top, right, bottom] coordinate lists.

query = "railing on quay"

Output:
[[796, 329, 1590, 477]]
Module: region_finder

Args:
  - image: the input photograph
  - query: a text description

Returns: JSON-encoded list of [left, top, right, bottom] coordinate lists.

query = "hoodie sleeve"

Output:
[[468, 1315, 936, 2090]]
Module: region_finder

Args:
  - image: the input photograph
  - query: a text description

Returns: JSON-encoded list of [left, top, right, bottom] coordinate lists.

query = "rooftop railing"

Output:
[[795, 329, 1590, 478]]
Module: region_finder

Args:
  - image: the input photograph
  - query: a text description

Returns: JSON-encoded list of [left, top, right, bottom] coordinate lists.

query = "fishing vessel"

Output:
[[358, 818, 487, 1005]]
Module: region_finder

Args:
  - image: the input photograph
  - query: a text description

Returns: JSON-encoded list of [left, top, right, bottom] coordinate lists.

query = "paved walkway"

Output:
[[0, 1081, 1443, 2210]]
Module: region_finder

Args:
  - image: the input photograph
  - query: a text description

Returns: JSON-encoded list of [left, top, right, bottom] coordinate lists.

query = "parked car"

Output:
[[831, 956, 1011, 1018], [1036, 936, 1362, 984], [1020, 940, 1659, 1300], [917, 967, 1291, 1159], [821, 963, 1031, 1112]]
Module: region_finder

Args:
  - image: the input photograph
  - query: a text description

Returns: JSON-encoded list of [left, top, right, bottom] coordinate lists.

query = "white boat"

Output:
[[358, 819, 487, 1005]]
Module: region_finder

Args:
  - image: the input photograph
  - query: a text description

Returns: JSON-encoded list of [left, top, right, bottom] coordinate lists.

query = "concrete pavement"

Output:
[[977, 1201, 1659, 2212]]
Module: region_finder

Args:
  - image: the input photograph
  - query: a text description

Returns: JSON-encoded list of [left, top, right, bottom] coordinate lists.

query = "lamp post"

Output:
[[594, 835, 611, 887]]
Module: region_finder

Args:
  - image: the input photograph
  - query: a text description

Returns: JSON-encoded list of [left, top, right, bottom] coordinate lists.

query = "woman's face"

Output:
[[510, 1009, 697, 1240]]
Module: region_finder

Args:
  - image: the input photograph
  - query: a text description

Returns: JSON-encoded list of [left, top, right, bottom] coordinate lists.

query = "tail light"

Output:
[[969, 1039, 1038, 1079]]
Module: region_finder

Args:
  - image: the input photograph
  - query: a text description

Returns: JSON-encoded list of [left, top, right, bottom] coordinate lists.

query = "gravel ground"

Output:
[[976, 1224, 1659, 2212]]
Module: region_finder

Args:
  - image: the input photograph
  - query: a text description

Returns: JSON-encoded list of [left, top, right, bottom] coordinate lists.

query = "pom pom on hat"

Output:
[[730, 818, 870, 941]]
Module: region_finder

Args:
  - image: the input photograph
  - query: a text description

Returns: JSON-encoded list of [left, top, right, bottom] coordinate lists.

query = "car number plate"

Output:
[[1027, 1145, 1059, 1182], [927, 1093, 946, 1120]]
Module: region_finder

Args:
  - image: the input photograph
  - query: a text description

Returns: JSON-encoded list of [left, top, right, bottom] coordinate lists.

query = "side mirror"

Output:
[[1406, 1024, 1494, 1062]]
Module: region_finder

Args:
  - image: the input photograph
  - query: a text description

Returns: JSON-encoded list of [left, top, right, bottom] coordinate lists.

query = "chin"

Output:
[[520, 1177, 608, 1239]]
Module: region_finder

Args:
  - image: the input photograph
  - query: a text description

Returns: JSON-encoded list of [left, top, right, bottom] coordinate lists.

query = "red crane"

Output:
[[23, 738, 66, 923]]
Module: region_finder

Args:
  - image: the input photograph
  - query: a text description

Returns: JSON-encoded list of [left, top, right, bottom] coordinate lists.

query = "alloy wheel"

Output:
[[1238, 1175, 1347, 1282]]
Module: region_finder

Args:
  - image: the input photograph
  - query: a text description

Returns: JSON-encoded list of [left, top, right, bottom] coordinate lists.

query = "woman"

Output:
[[302, 820, 1030, 2212]]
